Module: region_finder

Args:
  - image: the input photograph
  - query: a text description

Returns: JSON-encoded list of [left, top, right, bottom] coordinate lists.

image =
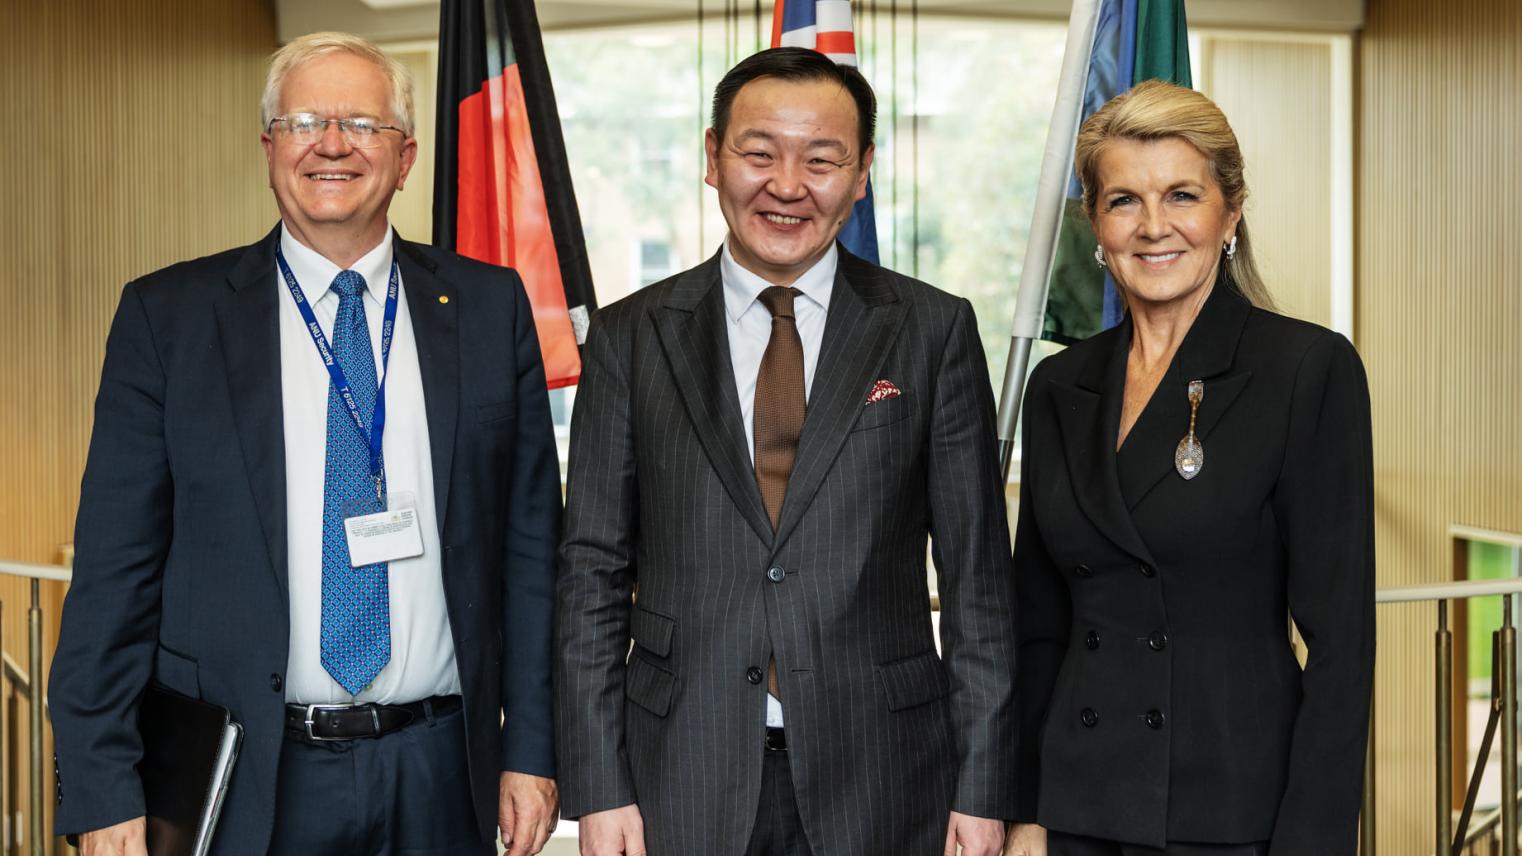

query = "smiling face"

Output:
[[260, 51, 416, 255], [705, 76, 873, 285], [1091, 136, 1241, 312]]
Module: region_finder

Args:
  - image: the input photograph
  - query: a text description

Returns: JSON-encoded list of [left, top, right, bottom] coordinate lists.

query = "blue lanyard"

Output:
[[276, 247, 400, 500]]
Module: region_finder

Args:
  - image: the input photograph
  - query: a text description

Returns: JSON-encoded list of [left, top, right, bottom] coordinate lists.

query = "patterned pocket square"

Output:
[[865, 379, 902, 405]]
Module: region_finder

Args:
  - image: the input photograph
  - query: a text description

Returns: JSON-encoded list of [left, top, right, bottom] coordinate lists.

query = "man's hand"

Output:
[[1003, 822, 1047, 856], [499, 772, 559, 856], [578, 803, 646, 856], [944, 811, 1005, 856], [78, 816, 147, 856]]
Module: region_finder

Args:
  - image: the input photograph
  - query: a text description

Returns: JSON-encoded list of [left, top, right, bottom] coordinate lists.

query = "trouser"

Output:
[[1048, 829, 1269, 856], [266, 700, 492, 856], [744, 730, 816, 856]]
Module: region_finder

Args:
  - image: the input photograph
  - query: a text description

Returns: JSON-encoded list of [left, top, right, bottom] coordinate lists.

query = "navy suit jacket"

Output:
[[48, 225, 560, 851]]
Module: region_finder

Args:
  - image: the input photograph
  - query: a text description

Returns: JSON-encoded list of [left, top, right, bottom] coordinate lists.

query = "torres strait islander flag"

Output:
[[771, 0, 880, 264], [434, 0, 595, 389]]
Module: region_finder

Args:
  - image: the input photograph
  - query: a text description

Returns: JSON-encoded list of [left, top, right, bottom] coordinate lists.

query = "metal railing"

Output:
[[0, 560, 72, 856], [1371, 548, 1522, 856]]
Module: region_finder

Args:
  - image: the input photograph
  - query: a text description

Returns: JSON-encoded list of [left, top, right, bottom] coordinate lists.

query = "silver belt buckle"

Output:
[[304, 703, 357, 741]]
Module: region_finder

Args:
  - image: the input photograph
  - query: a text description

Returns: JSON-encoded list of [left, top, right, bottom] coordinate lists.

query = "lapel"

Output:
[[771, 250, 907, 552], [1050, 318, 1158, 566], [652, 253, 776, 546], [215, 225, 290, 604], [394, 238, 460, 536], [1114, 284, 1254, 509]]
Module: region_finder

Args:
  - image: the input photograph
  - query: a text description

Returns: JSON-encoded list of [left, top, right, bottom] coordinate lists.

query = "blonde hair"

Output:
[[261, 32, 416, 137], [1074, 79, 1273, 310]]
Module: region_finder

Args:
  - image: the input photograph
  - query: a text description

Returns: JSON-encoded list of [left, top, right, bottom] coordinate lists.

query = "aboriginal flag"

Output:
[[434, 0, 594, 389]]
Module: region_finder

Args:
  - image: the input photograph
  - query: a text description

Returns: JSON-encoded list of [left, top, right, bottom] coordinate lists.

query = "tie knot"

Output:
[[331, 270, 367, 299], [758, 286, 798, 320]]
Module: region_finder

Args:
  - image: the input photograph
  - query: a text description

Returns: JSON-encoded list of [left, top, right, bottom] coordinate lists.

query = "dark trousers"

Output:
[[743, 746, 815, 856], [267, 702, 492, 856], [1048, 830, 1268, 856]]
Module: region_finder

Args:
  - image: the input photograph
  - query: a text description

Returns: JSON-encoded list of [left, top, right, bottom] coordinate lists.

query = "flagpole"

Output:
[[995, 0, 1103, 480]]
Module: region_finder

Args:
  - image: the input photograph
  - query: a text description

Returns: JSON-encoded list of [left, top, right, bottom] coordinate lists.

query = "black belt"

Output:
[[764, 727, 788, 752], [284, 695, 461, 741]]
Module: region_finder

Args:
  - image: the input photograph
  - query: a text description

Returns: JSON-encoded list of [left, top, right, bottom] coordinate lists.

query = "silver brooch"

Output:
[[1174, 380, 1205, 480]]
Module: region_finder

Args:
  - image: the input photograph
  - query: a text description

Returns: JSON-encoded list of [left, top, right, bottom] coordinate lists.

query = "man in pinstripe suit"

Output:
[[556, 48, 1018, 856]]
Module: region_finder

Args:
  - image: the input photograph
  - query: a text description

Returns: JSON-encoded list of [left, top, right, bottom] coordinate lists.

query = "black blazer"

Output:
[[48, 226, 561, 852], [1012, 284, 1374, 853], [555, 249, 1019, 855]]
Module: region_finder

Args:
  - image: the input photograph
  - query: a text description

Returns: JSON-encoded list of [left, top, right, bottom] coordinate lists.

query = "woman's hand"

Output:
[[1003, 822, 1047, 856]]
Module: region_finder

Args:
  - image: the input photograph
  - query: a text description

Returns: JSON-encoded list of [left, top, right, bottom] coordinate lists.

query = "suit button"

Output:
[[1080, 707, 1099, 727], [1085, 630, 1100, 650], [767, 566, 786, 583], [1139, 563, 1156, 578], [269, 673, 283, 693], [1148, 631, 1169, 651], [1074, 564, 1094, 578], [746, 666, 764, 685], [1145, 709, 1166, 729]]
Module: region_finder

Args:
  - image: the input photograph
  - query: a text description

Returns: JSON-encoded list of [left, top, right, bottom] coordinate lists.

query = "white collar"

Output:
[[720, 238, 837, 324], [279, 223, 395, 304]]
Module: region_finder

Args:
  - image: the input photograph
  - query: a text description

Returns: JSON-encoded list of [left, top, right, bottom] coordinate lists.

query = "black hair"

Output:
[[710, 47, 877, 159]]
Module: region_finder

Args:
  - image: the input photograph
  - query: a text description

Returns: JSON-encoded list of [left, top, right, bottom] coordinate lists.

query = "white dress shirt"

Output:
[[720, 238, 837, 727], [277, 224, 460, 704]]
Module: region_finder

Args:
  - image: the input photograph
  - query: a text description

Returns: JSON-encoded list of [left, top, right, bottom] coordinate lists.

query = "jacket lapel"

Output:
[[395, 238, 460, 535], [771, 251, 906, 553], [215, 226, 290, 603], [1114, 285, 1254, 509], [1049, 318, 1158, 566], [653, 254, 775, 546]]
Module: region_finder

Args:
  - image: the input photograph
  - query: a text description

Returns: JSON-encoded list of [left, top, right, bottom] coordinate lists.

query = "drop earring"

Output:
[[1224, 236, 1238, 258], [1094, 245, 1106, 267]]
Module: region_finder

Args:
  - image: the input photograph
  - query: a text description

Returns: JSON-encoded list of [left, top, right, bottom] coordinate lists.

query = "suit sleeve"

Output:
[[498, 274, 562, 778], [48, 283, 171, 834], [926, 298, 1020, 820], [1010, 368, 1072, 823], [554, 309, 639, 817], [1267, 332, 1375, 855]]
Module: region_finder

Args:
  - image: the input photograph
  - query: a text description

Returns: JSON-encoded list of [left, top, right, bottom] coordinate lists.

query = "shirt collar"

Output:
[[279, 222, 395, 304], [720, 238, 837, 324]]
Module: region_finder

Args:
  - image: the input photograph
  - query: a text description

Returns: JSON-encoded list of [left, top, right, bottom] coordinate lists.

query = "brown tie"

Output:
[[753, 286, 805, 529], [753, 286, 805, 700]]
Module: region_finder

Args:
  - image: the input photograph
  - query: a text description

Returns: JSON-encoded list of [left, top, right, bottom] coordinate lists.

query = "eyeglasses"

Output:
[[266, 113, 406, 148]]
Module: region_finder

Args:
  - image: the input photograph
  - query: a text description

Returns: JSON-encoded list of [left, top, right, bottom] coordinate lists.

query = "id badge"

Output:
[[344, 491, 424, 568]]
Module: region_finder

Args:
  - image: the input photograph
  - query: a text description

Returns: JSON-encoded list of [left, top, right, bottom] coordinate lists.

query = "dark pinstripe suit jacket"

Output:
[[555, 248, 1019, 854]]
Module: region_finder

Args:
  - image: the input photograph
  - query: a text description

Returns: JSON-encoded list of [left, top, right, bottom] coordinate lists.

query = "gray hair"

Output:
[[261, 31, 416, 137]]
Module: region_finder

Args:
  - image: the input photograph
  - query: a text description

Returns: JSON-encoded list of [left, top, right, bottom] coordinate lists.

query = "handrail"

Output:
[[0, 560, 71, 584], [0, 561, 67, 856], [1379, 577, 1522, 604]]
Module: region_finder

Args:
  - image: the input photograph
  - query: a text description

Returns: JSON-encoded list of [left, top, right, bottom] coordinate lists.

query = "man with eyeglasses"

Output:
[[49, 31, 560, 856]]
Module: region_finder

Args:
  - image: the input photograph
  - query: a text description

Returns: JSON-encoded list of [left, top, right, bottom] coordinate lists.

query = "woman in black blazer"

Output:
[[1005, 81, 1374, 856]]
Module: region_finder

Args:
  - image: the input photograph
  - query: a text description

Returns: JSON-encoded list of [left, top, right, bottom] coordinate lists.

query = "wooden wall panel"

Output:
[[1199, 38, 1334, 328], [1359, 0, 1522, 851], [0, 0, 276, 845]]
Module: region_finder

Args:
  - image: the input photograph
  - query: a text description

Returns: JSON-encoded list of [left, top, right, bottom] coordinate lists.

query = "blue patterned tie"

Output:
[[320, 270, 391, 695]]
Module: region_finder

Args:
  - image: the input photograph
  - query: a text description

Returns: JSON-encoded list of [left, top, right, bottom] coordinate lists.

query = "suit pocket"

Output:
[[625, 653, 676, 717], [631, 605, 675, 658], [477, 401, 516, 425], [876, 649, 950, 712], [852, 394, 910, 433], [153, 644, 201, 698]]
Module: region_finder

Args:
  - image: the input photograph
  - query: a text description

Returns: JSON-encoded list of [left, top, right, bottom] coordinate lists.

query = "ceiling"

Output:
[[274, 0, 1367, 44]]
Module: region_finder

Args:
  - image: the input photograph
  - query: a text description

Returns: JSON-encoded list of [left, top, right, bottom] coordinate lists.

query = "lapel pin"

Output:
[[1174, 379, 1205, 480], [438, 295, 450, 304]]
